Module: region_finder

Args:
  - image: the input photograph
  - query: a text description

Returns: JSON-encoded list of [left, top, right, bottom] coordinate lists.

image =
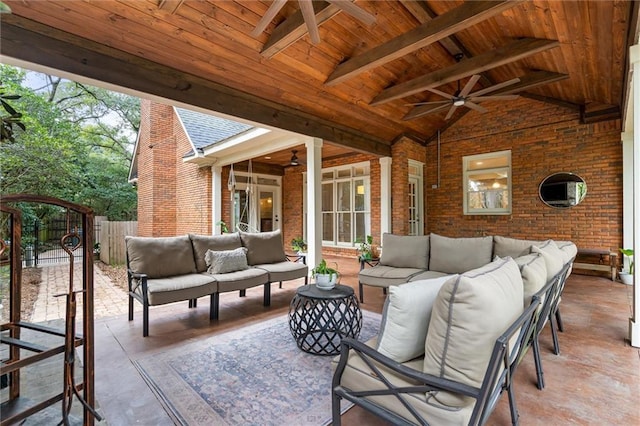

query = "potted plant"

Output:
[[356, 235, 377, 261], [311, 258, 339, 290], [619, 248, 634, 285], [216, 220, 229, 234], [291, 237, 307, 254]]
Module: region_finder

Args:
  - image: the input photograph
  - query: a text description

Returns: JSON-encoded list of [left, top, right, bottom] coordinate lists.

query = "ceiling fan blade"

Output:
[[470, 77, 521, 97], [251, 0, 288, 36], [405, 100, 450, 106], [327, 0, 377, 26], [300, 0, 321, 44], [469, 95, 520, 102], [459, 74, 481, 97], [402, 103, 450, 120], [425, 87, 455, 100], [464, 101, 488, 114], [444, 105, 458, 120]]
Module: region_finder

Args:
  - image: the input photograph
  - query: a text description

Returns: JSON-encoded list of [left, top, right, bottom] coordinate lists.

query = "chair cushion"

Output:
[[240, 230, 287, 265], [555, 240, 578, 260], [408, 270, 449, 282], [377, 276, 453, 363], [359, 265, 423, 287], [205, 247, 249, 274], [143, 274, 217, 305], [209, 268, 269, 292], [379, 233, 430, 269], [190, 233, 242, 273], [493, 235, 539, 258], [515, 253, 547, 306], [253, 261, 308, 282], [423, 257, 524, 407], [126, 235, 196, 279], [531, 240, 567, 280], [429, 233, 493, 274]]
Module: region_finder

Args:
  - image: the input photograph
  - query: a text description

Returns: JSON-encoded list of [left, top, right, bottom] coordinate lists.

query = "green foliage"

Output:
[[620, 248, 634, 274], [356, 234, 375, 261], [311, 259, 338, 276], [291, 237, 307, 252], [0, 65, 138, 220]]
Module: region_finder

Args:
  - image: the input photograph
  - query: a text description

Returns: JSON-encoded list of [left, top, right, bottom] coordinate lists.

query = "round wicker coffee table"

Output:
[[288, 284, 362, 356]]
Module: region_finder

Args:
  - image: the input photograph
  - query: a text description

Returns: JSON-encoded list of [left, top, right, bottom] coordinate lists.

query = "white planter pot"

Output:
[[315, 273, 336, 290], [619, 272, 634, 285]]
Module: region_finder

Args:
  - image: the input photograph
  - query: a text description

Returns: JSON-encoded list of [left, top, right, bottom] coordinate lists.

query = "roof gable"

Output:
[[174, 107, 254, 150]]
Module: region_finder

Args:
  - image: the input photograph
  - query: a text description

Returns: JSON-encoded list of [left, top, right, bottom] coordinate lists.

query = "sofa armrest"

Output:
[[286, 253, 306, 265], [333, 337, 479, 399], [127, 269, 148, 294], [359, 257, 380, 271]]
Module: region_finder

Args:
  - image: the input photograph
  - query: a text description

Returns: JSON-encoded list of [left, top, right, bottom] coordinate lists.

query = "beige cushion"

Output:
[[141, 274, 217, 305], [380, 234, 430, 269], [531, 240, 566, 280], [240, 230, 287, 265], [423, 257, 524, 407], [126, 235, 196, 279], [210, 268, 269, 292], [253, 261, 308, 282], [515, 253, 547, 306], [359, 265, 423, 287], [377, 276, 453, 363], [493, 235, 541, 258], [190, 233, 242, 273], [429, 233, 493, 274], [556, 240, 578, 260], [408, 270, 449, 282], [205, 247, 249, 274]]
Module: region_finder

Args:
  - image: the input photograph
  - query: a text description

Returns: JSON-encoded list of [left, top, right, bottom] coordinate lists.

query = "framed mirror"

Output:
[[539, 172, 587, 208]]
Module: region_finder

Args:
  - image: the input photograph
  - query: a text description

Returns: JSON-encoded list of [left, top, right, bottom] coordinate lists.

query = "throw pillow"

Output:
[[515, 253, 547, 306], [125, 235, 197, 279], [376, 275, 454, 363], [239, 229, 287, 265], [205, 247, 249, 274], [429, 233, 493, 274], [190, 233, 242, 273], [379, 233, 430, 269], [531, 240, 566, 281], [423, 257, 523, 407]]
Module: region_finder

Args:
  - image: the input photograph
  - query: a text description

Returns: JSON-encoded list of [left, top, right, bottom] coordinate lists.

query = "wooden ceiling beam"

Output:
[[372, 37, 559, 106], [325, 0, 525, 86], [0, 16, 391, 157], [261, 2, 341, 58], [157, 0, 184, 15]]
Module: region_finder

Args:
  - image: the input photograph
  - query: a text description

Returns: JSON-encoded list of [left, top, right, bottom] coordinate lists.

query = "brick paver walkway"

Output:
[[30, 263, 135, 322]]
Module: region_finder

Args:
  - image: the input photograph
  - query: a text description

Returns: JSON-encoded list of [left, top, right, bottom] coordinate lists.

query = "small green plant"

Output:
[[620, 248, 634, 274], [291, 237, 307, 253], [356, 234, 375, 261], [216, 220, 229, 234], [311, 258, 338, 276]]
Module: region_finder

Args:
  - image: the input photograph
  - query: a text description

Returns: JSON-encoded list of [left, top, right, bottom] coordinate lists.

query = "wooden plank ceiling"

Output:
[[0, 1, 634, 156]]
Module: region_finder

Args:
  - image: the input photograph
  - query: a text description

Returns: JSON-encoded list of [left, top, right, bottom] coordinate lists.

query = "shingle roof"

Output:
[[175, 107, 254, 150]]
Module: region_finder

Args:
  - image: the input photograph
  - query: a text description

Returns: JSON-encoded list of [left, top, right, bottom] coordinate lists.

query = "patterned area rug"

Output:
[[134, 310, 381, 425]]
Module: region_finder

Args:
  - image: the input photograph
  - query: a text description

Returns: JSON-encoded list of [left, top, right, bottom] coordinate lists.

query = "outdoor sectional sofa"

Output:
[[358, 233, 577, 303], [333, 234, 577, 425], [125, 230, 308, 336]]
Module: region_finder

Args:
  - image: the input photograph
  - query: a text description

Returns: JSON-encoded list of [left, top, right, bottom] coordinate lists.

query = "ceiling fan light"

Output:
[[290, 150, 299, 166], [453, 98, 465, 107]]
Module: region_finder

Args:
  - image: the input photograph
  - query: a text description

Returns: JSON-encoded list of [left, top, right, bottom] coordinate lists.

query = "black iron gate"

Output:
[[23, 213, 89, 266]]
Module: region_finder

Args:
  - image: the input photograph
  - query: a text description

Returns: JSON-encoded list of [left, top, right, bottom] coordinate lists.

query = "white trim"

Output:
[[379, 157, 392, 235], [212, 166, 223, 234]]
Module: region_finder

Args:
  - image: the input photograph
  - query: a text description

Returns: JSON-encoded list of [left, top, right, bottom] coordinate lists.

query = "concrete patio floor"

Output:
[[5, 256, 640, 425]]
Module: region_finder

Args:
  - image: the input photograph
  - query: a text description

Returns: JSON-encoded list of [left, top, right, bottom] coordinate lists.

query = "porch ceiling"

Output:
[[0, 1, 636, 154]]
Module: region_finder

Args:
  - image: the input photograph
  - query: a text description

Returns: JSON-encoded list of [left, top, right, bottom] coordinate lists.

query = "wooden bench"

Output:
[[573, 248, 617, 281]]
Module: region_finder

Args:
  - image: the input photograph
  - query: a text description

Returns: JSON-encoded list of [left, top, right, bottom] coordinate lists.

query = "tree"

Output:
[[0, 65, 139, 220]]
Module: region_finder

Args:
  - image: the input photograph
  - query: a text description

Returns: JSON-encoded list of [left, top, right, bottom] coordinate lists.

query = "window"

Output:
[[307, 162, 370, 247], [463, 150, 511, 215]]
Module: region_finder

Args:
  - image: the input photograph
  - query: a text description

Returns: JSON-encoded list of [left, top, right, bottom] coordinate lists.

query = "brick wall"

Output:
[[137, 100, 211, 237], [425, 97, 622, 252], [391, 137, 428, 235]]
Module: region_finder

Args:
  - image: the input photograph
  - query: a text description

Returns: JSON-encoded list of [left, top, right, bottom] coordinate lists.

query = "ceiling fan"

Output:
[[290, 149, 300, 166], [251, 0, 376, 44], [407, 75, 521, 120]]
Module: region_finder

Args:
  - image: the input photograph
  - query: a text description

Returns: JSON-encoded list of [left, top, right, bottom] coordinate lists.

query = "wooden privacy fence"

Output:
[[99, 221, 137, 265]]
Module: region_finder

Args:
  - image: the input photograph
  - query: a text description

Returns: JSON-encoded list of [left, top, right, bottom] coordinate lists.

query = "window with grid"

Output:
[[463, 150, 511, 215]]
